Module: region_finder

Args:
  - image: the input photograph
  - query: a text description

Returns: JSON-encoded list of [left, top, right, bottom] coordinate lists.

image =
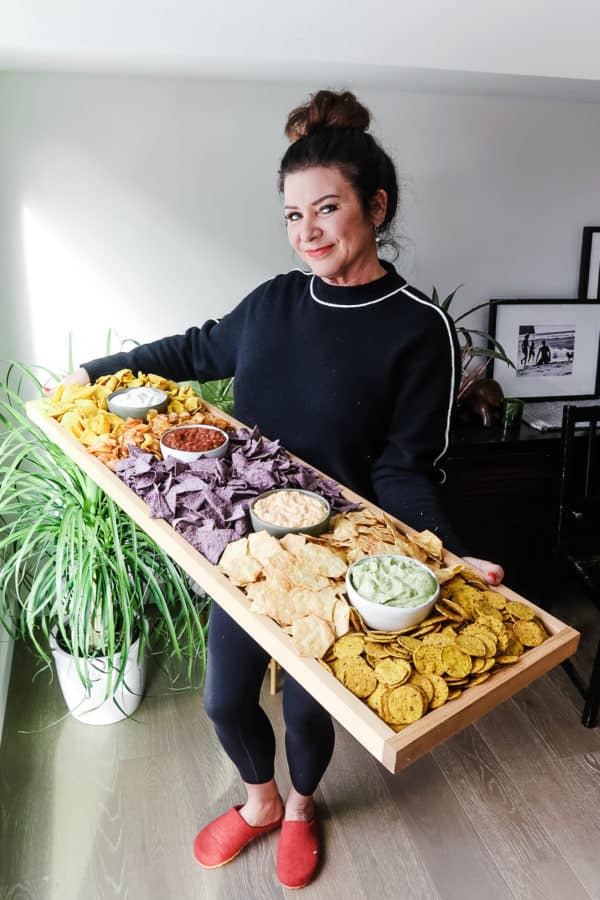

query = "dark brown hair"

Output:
[[278, 90, 399, 250]]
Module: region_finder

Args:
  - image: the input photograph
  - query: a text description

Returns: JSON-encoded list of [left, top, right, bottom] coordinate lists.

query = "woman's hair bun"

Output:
[[284, 90, 371, 142]]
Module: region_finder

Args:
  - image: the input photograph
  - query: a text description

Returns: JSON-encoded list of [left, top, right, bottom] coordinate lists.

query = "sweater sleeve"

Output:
[[370, 309, 468, 557], [82, 292, 252, 384]]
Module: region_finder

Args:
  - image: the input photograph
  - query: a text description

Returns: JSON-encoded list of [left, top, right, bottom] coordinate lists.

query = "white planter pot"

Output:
[[50, 629, 147, 725]]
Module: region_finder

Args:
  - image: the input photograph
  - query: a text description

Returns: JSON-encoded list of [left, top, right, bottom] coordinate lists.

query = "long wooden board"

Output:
[[26, 400, 579, 773]]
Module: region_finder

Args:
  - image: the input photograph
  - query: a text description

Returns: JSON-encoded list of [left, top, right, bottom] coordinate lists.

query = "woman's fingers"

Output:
[[462, 556, 505, 586], [60, 366, 91, 387]]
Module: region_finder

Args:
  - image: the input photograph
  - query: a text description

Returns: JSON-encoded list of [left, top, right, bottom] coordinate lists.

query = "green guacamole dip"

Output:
[[350, 555, 437, 608]]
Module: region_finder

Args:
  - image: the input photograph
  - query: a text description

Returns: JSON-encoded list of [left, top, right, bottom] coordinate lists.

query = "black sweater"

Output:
[[83, 262, 467, 554]]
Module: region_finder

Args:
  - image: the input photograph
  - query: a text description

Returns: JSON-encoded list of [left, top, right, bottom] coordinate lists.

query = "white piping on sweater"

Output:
[[399, 285, 455, 471], [299, 268, 454, 475], [309, 274, 406, 308]]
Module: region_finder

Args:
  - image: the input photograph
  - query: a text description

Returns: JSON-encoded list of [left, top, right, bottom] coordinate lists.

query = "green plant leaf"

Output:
[[0, 361, 212, 710], [441, 284, 464, 312], [185, 377, 235, 415]]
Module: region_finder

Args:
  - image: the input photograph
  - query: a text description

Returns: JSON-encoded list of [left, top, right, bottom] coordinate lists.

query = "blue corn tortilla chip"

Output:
[[176, 525, 235, 564], [117, 424, 359, 564]]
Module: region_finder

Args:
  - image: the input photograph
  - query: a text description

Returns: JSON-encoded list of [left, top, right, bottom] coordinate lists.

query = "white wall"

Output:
[[1, 68, 599, 733], [1, 71, 599, 373]]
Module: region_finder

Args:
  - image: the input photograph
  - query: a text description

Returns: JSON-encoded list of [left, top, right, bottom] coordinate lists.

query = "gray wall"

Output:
[[1, 71, 599, 373]]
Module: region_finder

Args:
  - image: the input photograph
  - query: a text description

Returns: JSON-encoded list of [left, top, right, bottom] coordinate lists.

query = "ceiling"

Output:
[[2, 0, 600, 103]]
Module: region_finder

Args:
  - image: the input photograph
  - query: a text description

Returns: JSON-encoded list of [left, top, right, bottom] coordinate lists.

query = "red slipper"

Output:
[[193, 805, 283, 869], [276, 818, 320, 889]]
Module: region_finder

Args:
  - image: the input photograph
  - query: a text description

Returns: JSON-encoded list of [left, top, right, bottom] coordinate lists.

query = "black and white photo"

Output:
[[489, 300, 600, 400], [516, 324, 575, 378]]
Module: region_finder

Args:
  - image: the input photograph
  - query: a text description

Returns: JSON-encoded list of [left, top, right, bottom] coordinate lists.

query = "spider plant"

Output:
[[0, 362, 209, 699], [431, 286, 515, 400]]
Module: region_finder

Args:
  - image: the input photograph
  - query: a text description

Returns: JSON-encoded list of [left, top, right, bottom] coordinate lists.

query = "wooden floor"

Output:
[[1, 583, 600, 900]]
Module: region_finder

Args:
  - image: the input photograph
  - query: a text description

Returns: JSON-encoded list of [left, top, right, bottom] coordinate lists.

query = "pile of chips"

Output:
[[43, 369, 229, 468], [219, 503, 548, 732], [321, 571, 548, 731], [219, 529, 352, 656], [219, 507, 461, 657]]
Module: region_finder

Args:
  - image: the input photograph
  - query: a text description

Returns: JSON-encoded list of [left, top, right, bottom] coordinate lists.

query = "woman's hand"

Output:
[[59, 366, 90, 387], [462, 556, 504, 587]]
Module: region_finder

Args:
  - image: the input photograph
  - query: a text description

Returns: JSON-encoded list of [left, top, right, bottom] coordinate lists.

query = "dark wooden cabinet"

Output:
[[442, 422, 562, 604]]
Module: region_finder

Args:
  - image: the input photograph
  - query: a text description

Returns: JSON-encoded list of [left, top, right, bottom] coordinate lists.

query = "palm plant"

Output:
[[431, 286, 515, 400], [0, 363, 210, 700]]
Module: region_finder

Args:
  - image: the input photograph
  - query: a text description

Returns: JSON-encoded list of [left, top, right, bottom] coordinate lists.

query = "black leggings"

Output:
[[203, 602, 335, 796]]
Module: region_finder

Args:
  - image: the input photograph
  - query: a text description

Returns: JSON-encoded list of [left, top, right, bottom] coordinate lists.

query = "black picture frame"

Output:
[[488, 299, 600, 401], [578, 227, 600, 300]]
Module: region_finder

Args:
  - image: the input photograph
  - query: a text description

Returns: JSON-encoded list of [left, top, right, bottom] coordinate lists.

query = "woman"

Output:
[[65, 90, 503, 890]]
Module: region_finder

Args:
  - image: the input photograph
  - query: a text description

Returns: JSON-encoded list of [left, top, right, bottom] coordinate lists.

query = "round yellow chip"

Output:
[[367, 682, 387, 715], [473, 601, 504, 621], [343, 660, 379, 698], [512, 620, 545, 647], [397, 636, 422, 651], [365, 641, 394, 658], [408, 673, 434, 704], [441, 644, 472, 678], [469, 672, 492, 686], [413, 644, 443, 676], [334, 634, 366, 658], [422, 633, 454, 647], [479, 590, 506, 609], [479, 657, 496, 673], [435, 598, 467, 620], [447, 688, 463, 700], [373, 658, 411, 686], [384, 684, 427, 724], [506, 600, 535, 621], [455, 633, 487, 658], [505, 636, 525, 657], [428, 674, 450, 708], [475, 615, 506, 637], [462, 625, 497, 657], [496, 632, 509, 653]]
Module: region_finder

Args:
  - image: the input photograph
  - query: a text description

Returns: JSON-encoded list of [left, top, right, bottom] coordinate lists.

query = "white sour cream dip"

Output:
[[110, 387, 166, 407]]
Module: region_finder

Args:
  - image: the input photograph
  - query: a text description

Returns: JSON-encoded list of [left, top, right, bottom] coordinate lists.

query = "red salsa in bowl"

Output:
[[160, 424, 230, 461], [162, 426, 226, 452]]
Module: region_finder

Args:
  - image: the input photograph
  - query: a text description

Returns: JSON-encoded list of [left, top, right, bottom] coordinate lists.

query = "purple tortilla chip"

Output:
[[180, 526, 235, 564], [146, 489, 174, 520], [117, 422, 358, 562]]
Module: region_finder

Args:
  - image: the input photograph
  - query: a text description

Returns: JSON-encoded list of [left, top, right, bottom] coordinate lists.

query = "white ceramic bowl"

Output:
[[159, 424, 230, 462], [107, 387, 169, 421], [345, 553, 440, 630], [248, 488, 330, 538]]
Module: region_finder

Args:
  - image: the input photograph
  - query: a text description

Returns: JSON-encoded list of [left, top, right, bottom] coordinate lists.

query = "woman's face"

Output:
[[283, 166, 386, 286]]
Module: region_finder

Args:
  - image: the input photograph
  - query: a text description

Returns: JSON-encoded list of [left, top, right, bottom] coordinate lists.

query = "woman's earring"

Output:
[[375, 225, 383, 246]]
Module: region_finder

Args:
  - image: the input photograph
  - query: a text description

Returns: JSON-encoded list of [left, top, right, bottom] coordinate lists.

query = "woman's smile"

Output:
[[306, 245, 334, 258]]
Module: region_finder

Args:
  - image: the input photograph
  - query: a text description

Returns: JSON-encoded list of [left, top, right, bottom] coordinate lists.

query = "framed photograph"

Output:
[[488, 299, 600, 400], [578, 227, 600, 300]]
